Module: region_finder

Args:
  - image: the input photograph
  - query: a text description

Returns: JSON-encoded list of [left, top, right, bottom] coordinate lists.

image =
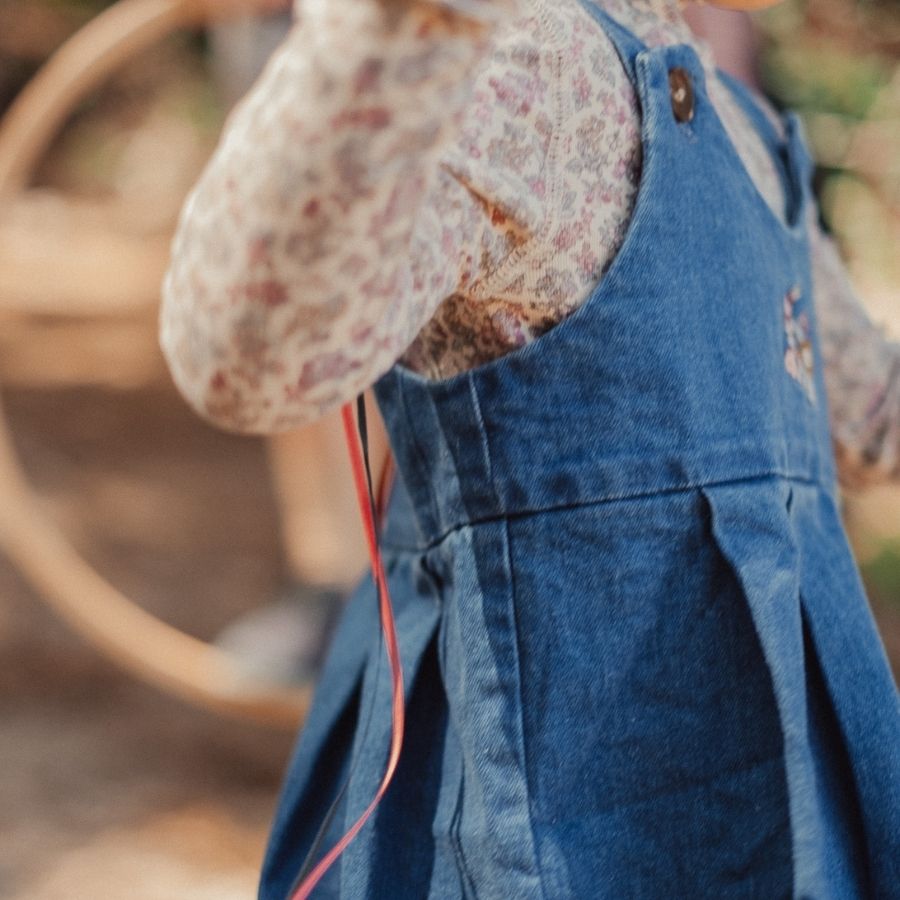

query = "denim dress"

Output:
[[259, 5, 900, 897]]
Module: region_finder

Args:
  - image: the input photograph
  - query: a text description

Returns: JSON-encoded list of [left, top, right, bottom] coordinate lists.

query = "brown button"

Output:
[[668, 67, 694, 123]]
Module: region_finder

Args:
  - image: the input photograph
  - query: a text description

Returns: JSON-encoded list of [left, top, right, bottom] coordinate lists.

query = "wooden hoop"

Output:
[[0, 0, 309, 729]]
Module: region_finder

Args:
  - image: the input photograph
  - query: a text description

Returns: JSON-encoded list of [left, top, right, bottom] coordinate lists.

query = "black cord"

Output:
[[355, 394, 380, 529], [286, 395, 387, 898]]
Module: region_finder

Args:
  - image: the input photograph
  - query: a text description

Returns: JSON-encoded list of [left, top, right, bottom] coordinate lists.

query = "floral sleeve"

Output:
[[812, 215, 900, 487], [160, 0, 516, 433]]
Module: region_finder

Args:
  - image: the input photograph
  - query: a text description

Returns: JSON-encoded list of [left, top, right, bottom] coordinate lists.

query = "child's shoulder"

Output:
[[484, 0, 703, 88], [432, 0, 642, 310], [438, 0, 637, 234], [471, 0, 632, 137], [487, 0, 626, 64]]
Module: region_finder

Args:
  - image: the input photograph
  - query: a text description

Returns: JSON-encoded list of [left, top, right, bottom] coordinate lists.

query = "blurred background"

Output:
[[0, 0, 897, 897]]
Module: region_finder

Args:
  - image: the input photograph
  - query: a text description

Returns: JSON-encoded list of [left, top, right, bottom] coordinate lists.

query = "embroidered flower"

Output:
[[783, 285, 816, 404]]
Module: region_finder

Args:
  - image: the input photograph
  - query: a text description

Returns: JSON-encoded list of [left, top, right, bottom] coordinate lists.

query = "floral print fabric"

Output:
[[160, 0, 900, 484]]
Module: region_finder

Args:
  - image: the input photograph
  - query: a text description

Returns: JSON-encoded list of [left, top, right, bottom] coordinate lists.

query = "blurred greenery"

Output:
[[865, 542, 900, 601], [759, 0, 899, 250]]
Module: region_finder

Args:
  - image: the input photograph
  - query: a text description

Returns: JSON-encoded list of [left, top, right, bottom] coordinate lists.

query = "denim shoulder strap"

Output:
[[715, 67, 817, 219], [714, 68, 786, 152], [576, 0, 648, 82]]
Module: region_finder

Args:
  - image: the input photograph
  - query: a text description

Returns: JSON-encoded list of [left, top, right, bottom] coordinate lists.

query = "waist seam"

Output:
[[380, 469, 833, 555]]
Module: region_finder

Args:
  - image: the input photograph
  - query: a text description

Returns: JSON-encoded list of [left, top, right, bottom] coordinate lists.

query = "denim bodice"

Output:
[[375, 6, 836, 550]]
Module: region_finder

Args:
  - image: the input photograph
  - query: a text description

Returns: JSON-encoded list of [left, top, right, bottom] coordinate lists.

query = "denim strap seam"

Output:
[[397, 377, 442, 533], [467, 373, 499, 509], [501, 512, 549, 900]]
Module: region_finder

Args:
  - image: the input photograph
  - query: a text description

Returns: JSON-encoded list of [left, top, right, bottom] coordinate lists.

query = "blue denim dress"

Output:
[[260, 5, 900, 897]]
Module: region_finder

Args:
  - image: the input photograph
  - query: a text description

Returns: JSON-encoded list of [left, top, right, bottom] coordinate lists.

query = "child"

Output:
[[161, 0, 900, 896]]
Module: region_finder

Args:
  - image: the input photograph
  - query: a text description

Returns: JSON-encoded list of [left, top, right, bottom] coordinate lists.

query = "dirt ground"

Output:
[[0, 385, 296, 899]]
